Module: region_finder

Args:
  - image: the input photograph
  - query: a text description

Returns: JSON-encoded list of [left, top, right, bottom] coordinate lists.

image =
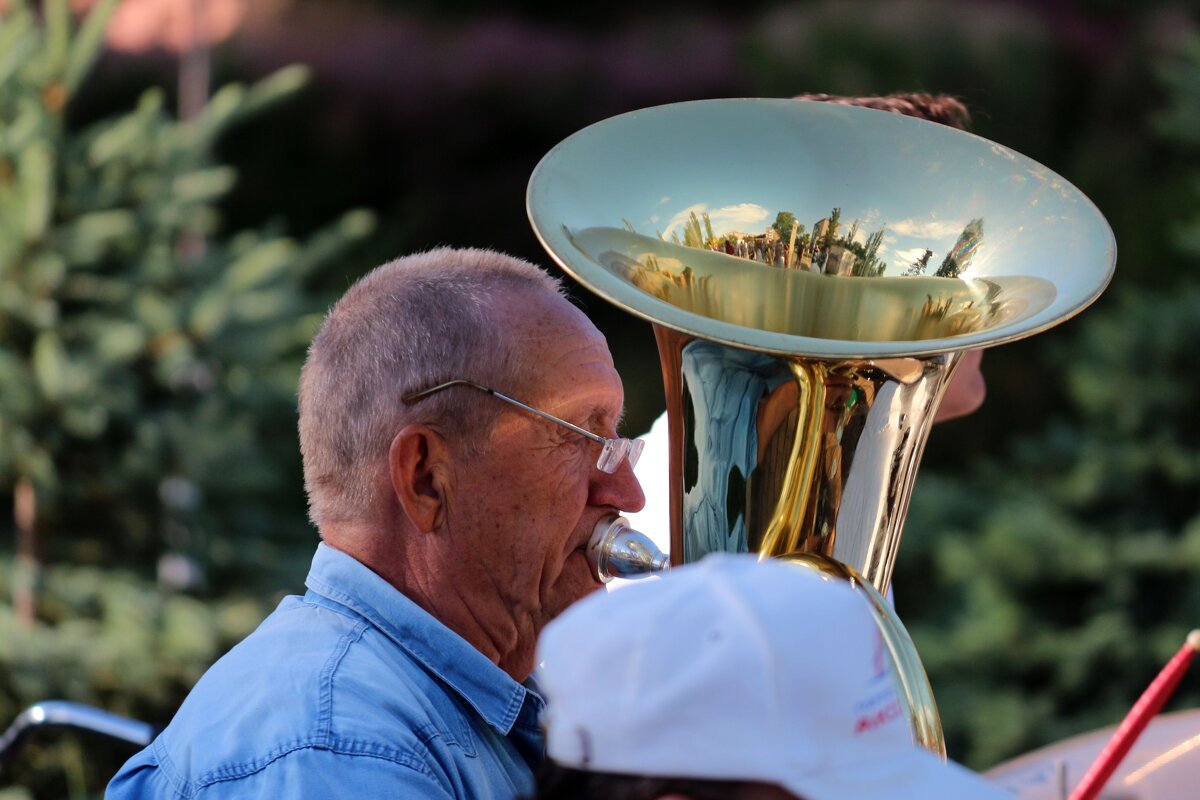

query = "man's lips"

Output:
[[569, 543, 603, 585], [571, 518, 606, 553]]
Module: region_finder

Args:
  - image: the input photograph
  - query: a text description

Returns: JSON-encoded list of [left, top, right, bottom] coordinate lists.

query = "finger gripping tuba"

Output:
[[528, 99, 1115, 756]]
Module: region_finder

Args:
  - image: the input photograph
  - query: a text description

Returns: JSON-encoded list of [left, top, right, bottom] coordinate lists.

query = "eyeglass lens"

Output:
[[597, 437, 645, 474]]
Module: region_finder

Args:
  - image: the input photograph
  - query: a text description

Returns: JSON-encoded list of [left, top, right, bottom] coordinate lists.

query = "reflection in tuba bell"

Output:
[[527, 99, 1116, 757]]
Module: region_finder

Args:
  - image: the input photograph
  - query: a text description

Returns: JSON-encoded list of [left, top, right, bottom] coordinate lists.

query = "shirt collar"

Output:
[[304, 542, 542, 736]]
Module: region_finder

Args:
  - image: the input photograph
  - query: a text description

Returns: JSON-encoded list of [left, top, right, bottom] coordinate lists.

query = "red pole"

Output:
[[1068, 630, 1200, 800]]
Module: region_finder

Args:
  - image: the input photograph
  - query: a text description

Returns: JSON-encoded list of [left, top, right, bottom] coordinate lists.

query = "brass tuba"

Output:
[[527, 99, 1115, 756]]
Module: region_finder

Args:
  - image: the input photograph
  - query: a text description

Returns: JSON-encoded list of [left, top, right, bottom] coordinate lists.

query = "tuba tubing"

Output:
[[657, 324, 962, 595], [655, 323, 957, 756]]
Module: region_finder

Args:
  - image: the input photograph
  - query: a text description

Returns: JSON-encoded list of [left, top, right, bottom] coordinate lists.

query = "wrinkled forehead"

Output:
[[493, 289, 622, 411]]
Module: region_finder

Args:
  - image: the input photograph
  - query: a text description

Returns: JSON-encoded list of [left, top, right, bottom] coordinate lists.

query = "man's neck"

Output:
[[320, 522, 536, 682]]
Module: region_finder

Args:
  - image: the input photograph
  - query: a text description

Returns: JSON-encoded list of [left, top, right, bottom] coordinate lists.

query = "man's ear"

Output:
[[388, 424, 450, 533]]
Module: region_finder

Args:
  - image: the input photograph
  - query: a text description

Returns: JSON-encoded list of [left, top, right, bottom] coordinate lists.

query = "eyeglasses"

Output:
[[402, 379, 644, 474]]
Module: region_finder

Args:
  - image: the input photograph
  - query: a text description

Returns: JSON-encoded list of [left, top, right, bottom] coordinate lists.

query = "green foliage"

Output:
[[0, 6, 373, 790], [0, 3, 372, 585], [1, 6, 372, 788], [0, 555, 271, 798], [896, 33, 1200, 770], [770, 210, 796, 242], [1154, 35, 1200, 258], [681, 211, 708, 248], [822, 206, 840, 251], [701, 212, 715, 248], [0, 0, 1197, 793], [853, 228, 885, 277], [900, 461, 1200, 767]]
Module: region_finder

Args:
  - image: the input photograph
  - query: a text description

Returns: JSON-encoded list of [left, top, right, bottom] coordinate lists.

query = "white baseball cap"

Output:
[[536, 553, 1010, 800]]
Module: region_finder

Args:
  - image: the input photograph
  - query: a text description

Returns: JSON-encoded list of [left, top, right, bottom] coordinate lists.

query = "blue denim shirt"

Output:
[[106, 544, 545, 799]]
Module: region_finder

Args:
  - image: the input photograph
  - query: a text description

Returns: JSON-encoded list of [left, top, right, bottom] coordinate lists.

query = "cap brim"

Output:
[[782, 750, 1011, 800]]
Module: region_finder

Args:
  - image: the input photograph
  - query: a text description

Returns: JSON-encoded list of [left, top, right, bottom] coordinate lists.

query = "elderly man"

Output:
[[107, 248, 645, 799]]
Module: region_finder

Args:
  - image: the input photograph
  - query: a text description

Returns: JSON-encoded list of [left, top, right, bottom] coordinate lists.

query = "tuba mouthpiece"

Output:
[[587, 516, 669, 583]]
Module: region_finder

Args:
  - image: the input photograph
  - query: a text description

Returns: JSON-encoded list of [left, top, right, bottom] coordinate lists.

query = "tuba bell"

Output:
[[527, 99, 1116, 756]]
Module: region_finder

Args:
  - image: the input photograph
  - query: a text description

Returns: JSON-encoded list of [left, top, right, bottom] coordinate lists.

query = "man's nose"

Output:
[[591, 458, 646, 514]]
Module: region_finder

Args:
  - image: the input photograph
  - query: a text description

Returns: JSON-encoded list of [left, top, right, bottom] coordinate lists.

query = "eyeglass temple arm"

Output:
[[403, 380, 608, 445]]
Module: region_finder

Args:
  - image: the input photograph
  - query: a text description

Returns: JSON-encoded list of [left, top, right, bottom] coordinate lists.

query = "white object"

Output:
[[537, 553, 1008, 800]]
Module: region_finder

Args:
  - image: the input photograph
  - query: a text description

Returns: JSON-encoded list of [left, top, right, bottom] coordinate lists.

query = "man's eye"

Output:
[[553, 430, 586, 448]]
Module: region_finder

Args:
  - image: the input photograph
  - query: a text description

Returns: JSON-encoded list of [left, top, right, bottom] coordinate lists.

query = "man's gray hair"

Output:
[[298, 247, 564, 528]]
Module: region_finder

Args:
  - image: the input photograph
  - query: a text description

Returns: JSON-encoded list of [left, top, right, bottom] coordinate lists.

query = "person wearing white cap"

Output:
[[534, 554, 1010, 800]]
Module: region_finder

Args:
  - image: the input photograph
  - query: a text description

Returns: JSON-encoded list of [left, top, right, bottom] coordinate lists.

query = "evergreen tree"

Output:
[[702, 211, 715, 248], [904, 248, 933, 276], [900, 286, 1200, 768], [842, 218, 860, 248], [1, 3, 374, 793], [822, 206, 841, 251], [682, 210, 705, 248], [897, 33, 1200, 770], [0, 1, 374, 613], [853, 228, 886, 277]]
